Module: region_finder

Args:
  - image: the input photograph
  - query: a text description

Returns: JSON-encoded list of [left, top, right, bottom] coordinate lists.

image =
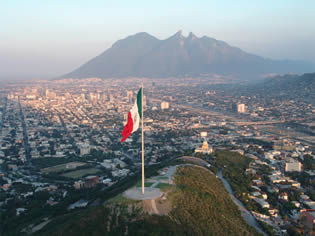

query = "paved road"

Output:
[[216, 170, 266, 235], [0, 98, 7, 172], [58, 114, 79, 154], [0, 97, 7, 136], [179, 156, 210, 168], [18, 98, 31, 163]]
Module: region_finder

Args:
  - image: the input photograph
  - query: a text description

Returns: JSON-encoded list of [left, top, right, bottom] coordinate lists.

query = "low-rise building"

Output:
[[285, 160, 302, 172], [300, 209, 315, 230], [254, 198, 270, 208]]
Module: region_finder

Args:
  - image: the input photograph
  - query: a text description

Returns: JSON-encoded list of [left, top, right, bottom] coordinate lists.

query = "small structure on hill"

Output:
[[195, 140, 213, 154]]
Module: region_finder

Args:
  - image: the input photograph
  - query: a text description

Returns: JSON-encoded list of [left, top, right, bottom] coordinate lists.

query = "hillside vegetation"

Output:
[[37, 166, 260, 236], [168, 166, 259, 236], [212, 150, 253, 199]]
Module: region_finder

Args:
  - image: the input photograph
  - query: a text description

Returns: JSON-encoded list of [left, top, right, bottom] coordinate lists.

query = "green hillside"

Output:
[[168, 166, 259, 235], [37, 166, 260, 236]]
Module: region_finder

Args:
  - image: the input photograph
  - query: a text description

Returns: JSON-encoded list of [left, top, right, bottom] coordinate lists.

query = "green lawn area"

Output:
[[157, 176, 169, 180], [41, 162, 86, 174], [32, 157, 76, 168], [155, 183, 172, 191], [106, 194, 140, 204], [61, 168, 101, 179], [135, 181, 154, 187]]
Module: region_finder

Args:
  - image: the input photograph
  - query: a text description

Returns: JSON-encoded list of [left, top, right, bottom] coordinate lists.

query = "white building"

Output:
[[285, 161, 302, 172], [232, 103, 246, 113], [78, 143, 90, 156], [237, 104, 246, 113], [195, 140, 213, 154], [200, 131, 207, 137], [161, 101, 169, 110]]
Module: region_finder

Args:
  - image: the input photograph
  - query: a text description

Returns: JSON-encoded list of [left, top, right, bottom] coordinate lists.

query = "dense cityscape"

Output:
[[2, 0, 315, 235], [0, 77, 314, 235]]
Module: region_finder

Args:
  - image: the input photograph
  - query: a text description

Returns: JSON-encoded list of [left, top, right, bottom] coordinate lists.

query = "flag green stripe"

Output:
[[137, 88, 142, 118]]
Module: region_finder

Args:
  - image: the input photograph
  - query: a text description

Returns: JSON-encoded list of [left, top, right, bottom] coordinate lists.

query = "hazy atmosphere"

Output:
[[1, 1, 315, 235], [1, 0, 315, 79]]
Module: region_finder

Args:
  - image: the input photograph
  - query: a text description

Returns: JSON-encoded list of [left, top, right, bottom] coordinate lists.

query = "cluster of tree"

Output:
[[287, 171, 315, 191], [301, 154, 315, 171], [168, 166, 260, 235], [211, 151, 273, 216], [212, 150, 253, 199]]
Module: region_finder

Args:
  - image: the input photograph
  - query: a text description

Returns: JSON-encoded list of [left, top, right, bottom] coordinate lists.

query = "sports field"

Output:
[[61, 168, 101, 179], [41, 162, 86, 174]]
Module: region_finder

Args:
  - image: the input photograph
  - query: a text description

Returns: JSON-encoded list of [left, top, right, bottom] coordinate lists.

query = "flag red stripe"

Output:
[[121, 112, 134, 142]]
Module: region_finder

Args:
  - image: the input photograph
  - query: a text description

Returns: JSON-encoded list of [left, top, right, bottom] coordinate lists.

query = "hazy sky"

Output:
[[1, 0, 315, 80]]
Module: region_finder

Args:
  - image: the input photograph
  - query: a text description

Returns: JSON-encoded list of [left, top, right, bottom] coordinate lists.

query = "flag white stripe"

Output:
[[130, 102, 140, 133]]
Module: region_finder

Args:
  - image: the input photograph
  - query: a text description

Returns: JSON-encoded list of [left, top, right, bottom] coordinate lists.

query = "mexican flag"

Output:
[[121, 88, 142, 142]]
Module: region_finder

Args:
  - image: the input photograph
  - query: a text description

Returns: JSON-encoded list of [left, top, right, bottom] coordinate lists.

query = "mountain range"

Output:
[[63, 31, 315, 80]]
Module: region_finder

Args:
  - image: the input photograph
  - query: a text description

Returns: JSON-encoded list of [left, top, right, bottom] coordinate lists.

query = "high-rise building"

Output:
[[101, 93, 107, 102], [81, 93, 86, 101], [143, 95, 147, 107], [126, 91, 133, 103], [108, 92, 114, 102], [232, 103, 245, 113], [238, 104, 245, 113]]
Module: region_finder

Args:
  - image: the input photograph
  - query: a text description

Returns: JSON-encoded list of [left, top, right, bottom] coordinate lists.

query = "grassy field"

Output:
[[61, 168, 101, 179], [41, 162, 86, 174], [156, 183, 172, 191], [157, 176, 169, 180], [135, 181, 154, 187], [106, 194, 140, 204]]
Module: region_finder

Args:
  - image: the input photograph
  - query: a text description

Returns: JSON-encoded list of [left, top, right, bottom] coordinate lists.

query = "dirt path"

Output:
[[151, 199, 159, 214]]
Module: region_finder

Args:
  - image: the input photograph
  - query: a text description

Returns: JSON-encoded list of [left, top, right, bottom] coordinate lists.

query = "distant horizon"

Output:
[[1, 1, 315, 80], [1, 30, 315, 81]]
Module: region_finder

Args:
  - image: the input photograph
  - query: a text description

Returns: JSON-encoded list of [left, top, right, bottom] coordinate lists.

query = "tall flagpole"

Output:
[[141, 85, 145, 194]]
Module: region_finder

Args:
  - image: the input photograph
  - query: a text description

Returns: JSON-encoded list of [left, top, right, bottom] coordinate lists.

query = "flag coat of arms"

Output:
[[121, 88, 142, 142]]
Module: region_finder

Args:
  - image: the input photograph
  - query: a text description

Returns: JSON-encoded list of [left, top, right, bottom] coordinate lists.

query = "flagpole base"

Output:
[[123, 187, 162, 200]]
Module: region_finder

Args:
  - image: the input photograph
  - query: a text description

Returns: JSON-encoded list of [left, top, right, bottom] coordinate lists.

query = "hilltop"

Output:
[[62, 31, 314, 80], [36, 166, 260, 236]]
